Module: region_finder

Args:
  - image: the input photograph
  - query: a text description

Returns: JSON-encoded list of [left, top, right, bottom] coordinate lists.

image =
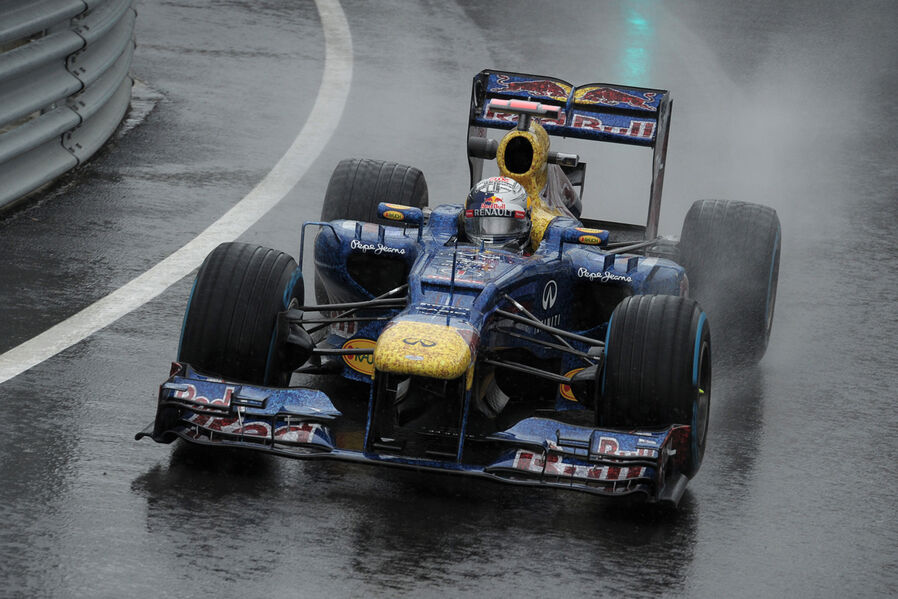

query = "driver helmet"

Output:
[[463, 177, 531, 249]]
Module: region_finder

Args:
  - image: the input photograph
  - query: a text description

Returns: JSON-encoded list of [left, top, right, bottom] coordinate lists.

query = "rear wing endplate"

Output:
[[467, 69, 672, 239]]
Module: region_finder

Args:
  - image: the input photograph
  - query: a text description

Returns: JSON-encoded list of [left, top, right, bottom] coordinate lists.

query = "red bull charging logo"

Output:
[[481, 195, 505, 208], [492, 74, 572, 102], [574, 86, 658, 111]]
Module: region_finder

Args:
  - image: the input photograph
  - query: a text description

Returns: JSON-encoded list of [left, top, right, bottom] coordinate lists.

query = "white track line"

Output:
[[0, 0, 352, 385]]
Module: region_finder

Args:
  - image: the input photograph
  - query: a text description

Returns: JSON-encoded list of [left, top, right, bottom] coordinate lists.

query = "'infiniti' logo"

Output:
[[542, 280, 557, 310], [402, 338, 436, 347]]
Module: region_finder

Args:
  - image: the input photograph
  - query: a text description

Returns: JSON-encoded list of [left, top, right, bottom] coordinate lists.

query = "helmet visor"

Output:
[[465, 212, 529, 244]]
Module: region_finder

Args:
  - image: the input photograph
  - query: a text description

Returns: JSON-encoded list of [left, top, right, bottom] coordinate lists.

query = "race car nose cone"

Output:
[[373, 321, 473, 380]]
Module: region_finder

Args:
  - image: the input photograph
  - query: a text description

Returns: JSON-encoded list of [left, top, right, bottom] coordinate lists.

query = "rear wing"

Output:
[[467, 69, 672, 239]]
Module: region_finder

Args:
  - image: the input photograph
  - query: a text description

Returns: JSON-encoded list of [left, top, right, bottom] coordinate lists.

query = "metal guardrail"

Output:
[[0, 0, 136, 211]]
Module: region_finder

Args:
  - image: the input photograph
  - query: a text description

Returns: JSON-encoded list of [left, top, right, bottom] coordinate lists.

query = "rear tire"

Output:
[[178, 242, 303, 386], [315, 158, 428, 303], [679, 199, 780, 364], [600, 295, 711, 478], [320, 158, 428, 222]]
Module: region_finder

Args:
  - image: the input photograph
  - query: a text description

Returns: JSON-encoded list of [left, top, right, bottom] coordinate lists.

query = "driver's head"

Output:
[[463, 177, 531, 250]]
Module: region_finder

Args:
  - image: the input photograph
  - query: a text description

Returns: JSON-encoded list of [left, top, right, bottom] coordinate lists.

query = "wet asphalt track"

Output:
[[1, 0, 897, 596]]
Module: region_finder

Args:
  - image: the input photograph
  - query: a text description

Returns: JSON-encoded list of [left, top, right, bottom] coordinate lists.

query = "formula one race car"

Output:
[[137, 70, 781, 505]]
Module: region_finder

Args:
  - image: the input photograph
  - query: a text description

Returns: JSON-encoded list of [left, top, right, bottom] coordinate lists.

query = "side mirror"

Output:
[[561, 226, 609, 246], [377, 202, 424, 226]]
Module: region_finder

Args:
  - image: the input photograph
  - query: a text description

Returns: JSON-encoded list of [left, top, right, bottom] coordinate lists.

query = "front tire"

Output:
[[178, 242, 303, 386], [600, 295, 711, 478]]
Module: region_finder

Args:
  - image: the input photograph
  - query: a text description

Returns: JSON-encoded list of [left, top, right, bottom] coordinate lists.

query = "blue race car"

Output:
[[137, 70, 781, 505]]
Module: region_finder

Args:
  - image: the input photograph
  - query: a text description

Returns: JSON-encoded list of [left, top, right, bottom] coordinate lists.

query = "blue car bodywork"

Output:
[[139, 70, 702, 505]]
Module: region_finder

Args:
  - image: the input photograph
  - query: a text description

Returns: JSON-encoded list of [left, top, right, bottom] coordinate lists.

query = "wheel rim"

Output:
[[765, 282, 778, 337], [692, 340, 711, 468], [764, 231, 781, 338]]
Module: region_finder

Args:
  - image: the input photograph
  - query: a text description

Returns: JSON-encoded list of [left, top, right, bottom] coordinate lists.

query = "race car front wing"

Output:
[[136, 363, 692, 505]]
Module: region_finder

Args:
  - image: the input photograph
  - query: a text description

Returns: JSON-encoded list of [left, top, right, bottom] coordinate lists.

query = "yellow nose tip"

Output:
[[373, 321, 473, 380]]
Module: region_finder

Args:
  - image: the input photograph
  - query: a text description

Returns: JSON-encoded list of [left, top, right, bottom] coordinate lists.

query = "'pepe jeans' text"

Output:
[[350, 239, 406, 255], [577, 267, 632, 283]]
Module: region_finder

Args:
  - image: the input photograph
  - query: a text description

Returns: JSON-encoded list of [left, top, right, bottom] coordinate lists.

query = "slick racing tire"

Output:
[[179, 242, 303, 386], [679, 199, 781, 364], [320, 158, 428, 223], [600, 295, 711, 478], [315, 158, 428, 304]]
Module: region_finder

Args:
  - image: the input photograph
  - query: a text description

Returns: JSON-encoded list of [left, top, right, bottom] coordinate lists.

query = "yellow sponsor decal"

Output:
[[383, 210, 405, 221], [573, 228, 607, 246], [342, 338, 376, 377], [559, 368, 585, 401]]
